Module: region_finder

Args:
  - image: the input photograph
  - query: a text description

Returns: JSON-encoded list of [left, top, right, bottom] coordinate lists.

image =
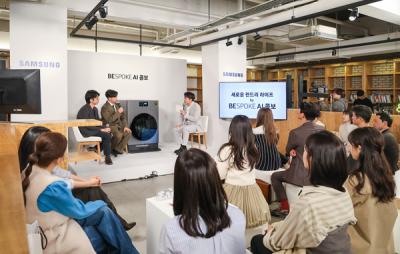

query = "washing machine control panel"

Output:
[[139, 101, 148, 107]]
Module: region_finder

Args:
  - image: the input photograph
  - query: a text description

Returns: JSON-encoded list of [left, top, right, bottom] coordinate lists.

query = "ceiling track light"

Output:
[[349, 8, 359, 22], [237, 36, 243, 45], [99, 5, 108, 19], [254, 32, 261, 41], [226, 38, 232, 47], [85, 15, 98, 30]]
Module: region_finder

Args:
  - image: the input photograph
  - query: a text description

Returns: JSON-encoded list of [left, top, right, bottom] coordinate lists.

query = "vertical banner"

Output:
[[10, 0, 67, 121]]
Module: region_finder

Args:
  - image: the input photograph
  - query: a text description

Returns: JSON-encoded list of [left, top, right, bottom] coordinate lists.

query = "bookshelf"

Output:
[[264, 58, 400, 114], [187, 64, 203, 112], [247, 69, 263, 81]]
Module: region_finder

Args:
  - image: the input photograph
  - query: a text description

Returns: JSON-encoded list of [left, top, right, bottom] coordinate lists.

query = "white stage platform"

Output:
[[70, 143, 179, 184]]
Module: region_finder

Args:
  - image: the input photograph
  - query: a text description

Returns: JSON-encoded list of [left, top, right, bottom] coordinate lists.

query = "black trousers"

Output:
[[251, 234, 273, 254], [72, 187, 130, 228], [86, 131, 112, 157]]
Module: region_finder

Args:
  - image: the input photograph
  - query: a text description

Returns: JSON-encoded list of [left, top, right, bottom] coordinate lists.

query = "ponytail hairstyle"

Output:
[[22, 132, 67, 205], [18, 126, 51, 172]]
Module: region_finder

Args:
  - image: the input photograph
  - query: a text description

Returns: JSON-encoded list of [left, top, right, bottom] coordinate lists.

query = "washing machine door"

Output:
[[130, 113, 158, 141]]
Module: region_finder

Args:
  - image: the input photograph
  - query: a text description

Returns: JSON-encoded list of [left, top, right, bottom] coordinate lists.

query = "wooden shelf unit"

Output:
[[264, 58, 400, 114], [187, 64, 203, 112], [247, 69, 263, 81]]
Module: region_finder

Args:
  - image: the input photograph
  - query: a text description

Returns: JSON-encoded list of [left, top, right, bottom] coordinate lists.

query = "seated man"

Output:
[[101, 89, 131, 157], [373, 111, 399, 175], [77, 90, 113, 165], [174, 92, 201, 155], [271, 102, 324, 215]]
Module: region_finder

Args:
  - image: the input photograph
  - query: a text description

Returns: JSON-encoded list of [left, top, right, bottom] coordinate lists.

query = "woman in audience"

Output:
[[217, 115, 270, 228], [159, 148, 246, 254], [18, 126, 136, 231], [346, 127, 397, 254], [253, 108, 281, 171], [22, 132, 139, 254], [251, 130, 356, 254]]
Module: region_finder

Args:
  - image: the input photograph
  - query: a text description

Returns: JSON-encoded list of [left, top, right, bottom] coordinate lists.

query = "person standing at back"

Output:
[[101, 89, 131, 157], [271, 102, 324, 214], [174, 92, 201, 155], [332, 88, 347, 112], [373, 111, 399, 175], [353, 90, 373, 112], [77, 90, 113, 165]]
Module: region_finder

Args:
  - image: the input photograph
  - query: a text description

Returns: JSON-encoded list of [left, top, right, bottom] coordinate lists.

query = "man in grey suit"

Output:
[[271, 102, 325, 215], [174, 92, 201, 155]]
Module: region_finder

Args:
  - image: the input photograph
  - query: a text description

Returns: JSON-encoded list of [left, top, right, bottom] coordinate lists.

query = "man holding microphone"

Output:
[[101, 89, 131, 157]]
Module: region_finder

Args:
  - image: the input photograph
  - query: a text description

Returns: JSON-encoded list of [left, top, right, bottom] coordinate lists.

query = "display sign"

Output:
[[219, 82, 287, 120]]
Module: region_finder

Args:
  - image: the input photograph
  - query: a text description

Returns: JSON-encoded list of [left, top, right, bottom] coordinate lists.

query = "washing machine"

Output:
[[119, 100, 160, 153]]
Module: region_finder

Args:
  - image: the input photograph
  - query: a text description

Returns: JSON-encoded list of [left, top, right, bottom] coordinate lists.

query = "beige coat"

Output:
[[345, 175, 397, 254], [25, 166, 95, 254]]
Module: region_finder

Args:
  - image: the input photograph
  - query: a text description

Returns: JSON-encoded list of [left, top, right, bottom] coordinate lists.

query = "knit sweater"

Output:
[[263, 185, 356, 252]]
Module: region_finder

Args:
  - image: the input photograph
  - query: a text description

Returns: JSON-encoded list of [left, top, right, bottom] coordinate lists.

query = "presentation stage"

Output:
[[219, 82, 287, 120]]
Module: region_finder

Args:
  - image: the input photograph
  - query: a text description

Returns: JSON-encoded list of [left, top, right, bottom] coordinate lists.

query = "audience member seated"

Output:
[[21, 132, 139, 254], [346, 127, 398, 254], [332, 88, 347, 112], [353, 90, 373, 111], [251, 131, 356, 254], [18, 126, 136, 231], [159, 148, 246, 254], [338, 110, 357, 149], [77, 90, 113, 165], [217, 115, 270, 228], [101, 89, 131, 157], [271, 102, 324, 215], [373, 112, 399, 174], [174, 92, 201, 155], [350, 105, 372, 128], [253, 108, 281, 171], [347, 105, 372, 173]]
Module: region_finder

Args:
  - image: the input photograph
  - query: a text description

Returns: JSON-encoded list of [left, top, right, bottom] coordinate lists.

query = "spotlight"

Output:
[[99, 5, 108, 19], [226, 38, 232, 47], [85, 15, 98, 30], [254, 32, 261, 41], [349, 8, 359, 22], [237, 36, 243, 45]]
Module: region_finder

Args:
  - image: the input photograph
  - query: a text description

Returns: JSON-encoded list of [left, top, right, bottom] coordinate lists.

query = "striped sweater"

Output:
[[263, 185, 356, 252], [253, 126, 281, 171]]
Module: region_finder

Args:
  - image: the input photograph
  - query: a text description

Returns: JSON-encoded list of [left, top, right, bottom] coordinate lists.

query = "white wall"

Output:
[[9, 0, 68, 121], [68, 50, 186, 143], [202, 39, 247, 152]]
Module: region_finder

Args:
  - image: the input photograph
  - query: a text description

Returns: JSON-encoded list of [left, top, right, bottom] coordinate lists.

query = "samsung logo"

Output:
[[108, 73, 149, 81], [19, 60, 61, 69]]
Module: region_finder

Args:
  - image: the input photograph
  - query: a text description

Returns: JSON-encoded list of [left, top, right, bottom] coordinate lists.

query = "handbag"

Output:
[[26, 221, 47, 254]]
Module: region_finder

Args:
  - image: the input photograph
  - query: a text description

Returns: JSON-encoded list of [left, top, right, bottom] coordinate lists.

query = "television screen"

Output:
[[219, 82, 287, 120], [0, 69, 41, 114]]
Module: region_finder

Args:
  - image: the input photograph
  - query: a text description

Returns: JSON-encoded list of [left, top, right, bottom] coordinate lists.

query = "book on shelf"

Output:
[[368, 94, 392, 104]]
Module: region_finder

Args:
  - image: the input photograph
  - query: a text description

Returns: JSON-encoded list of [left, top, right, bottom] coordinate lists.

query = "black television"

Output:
[[0, 69, 41, 114]]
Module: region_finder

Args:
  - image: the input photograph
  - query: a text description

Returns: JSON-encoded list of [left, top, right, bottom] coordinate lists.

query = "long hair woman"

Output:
[[22, 132, 138, 254], [251, 130, 356, 254], [217, 115, 270, 228], [160, 148, 246, 254], [346, 127, 397, 254], [253, 108, 282, 171], [18, 126, 135, 231]]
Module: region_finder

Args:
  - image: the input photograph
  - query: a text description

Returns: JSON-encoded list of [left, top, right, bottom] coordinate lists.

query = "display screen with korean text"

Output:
[[219, 82, 287, 120]]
